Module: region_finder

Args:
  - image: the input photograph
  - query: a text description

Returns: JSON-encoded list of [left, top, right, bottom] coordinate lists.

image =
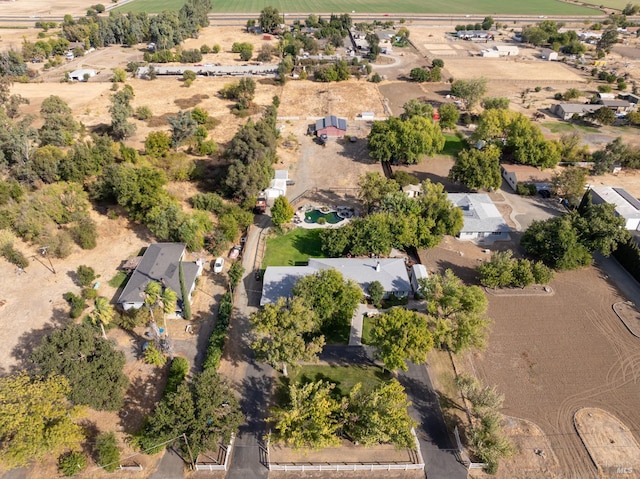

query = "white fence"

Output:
[[194, 437, 234, 471], [268, 463, 424, 471], [454, 426, 486, 470]]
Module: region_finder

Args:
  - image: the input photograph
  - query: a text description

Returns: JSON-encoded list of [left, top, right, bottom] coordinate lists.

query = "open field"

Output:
[[444, 57, 587, 82], [420, 239, 640, 479], [115, 0, 600, 15]]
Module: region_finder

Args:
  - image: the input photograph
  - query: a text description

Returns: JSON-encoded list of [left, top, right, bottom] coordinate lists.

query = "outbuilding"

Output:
[[540, 48, 558, 61], [69, 69, 96, 82], [589, 187, 640, 231], [315, 115, 347, 138]]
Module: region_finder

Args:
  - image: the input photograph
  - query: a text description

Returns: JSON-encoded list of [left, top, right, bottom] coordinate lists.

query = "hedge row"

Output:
[[203, 292, 233, 371], [613, 237, 640, 283]]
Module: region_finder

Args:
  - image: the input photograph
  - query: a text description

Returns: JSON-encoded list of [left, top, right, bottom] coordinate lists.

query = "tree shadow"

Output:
[[434, 259, 481, 286], [10, 306, 71, 371], [119, 370, 166, 434], [238, 374, 275, 433]]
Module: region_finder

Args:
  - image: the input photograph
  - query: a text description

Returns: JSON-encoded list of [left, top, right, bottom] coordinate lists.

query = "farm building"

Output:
[[448, 193, 511, 242], [480, 45, 519, 57], [264, 170, 288, 202], [410, 264, 428, 294], [589, 187, 640, 231], [540, 48, 558, 61], [360, 111, 375, 121], [69, 69, 96, 81], [501, 164, 553, 192], [260, 258, 412, 306], [596, 92, 616, 100], [117, 243, 203, 315], [315, 115, 347, 138], [135, 64, 278, 78], [551, 103, 603, 120], [620, 93, 640, 105], [599, 99, 634, 113], [456, 30, 494, 41]]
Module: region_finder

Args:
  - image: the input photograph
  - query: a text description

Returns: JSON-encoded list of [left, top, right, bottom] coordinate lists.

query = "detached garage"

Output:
[[315, 115, 347, 138]]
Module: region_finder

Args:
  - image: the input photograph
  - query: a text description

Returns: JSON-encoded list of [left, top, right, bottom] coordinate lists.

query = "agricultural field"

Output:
[[115, 0, 600, 15]]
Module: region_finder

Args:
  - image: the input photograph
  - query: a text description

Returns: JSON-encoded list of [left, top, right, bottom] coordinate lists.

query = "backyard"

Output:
[[288, 364, 390, 396], [262, 228, 325, 269]]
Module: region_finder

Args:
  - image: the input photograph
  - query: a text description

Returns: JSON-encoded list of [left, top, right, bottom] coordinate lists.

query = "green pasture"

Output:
[[116, 0, 600, 15]]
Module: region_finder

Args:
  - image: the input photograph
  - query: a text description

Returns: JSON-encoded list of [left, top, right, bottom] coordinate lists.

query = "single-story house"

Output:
[[551, 103, 603, 120], [494, 45, 519, 56], [480, 48, 500, 58], [264, 169, 288, 202], [456, 30, 494, 41], [540, 48, 558, 61], [501, 164, 553, 192], [403, 184, 423, 198], [117, 243, 203, 315], [260, 258, 412, 306], [619, 93, 640, 105], [598, 99, 634, 113], [589, 187, 640, 231], [376, 30, 397, 44], [448, 193, 511, 241], [410, 264, 428, 293], [69, 69, 96, 82], [315, 115, 347, 138]]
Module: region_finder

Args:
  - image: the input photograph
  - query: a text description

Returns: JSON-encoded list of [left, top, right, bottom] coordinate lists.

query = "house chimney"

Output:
[[375, 261, 381, 272]]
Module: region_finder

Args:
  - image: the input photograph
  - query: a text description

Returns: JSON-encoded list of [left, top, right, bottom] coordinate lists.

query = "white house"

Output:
[[501, 164, 553, 192], [260, 258, 412, 306], [589, 187, 640, 231], [117, 243, 203, 314], [448, 193, 511, 241], [264, 170, 288, 202]]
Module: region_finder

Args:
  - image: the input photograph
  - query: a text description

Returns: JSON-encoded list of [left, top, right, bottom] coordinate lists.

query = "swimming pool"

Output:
[[304, 209, 342, 224]]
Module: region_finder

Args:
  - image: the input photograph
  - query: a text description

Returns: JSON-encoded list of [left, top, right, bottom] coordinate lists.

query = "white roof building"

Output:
[[448, 193, 511, 241], [590, 187, 640, 231], [69, 69, 96, 81]]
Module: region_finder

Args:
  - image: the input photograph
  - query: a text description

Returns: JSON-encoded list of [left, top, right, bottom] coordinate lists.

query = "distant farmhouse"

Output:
[[260, 258, 412, 306], [589, 187, 640, 231], [448, 193, 510, 241], [117, 243, 203, 315]]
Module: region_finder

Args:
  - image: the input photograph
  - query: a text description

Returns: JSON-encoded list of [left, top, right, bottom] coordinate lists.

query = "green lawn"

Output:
[[116, 0, 599, 14], [440, 133, 465, 158], [290, 364, 389, 396], [262, 228, 325, 268], [541, 122, 600, 134]]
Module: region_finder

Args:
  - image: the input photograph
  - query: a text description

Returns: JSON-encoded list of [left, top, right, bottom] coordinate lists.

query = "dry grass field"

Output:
[[421, 239, 640, 479]]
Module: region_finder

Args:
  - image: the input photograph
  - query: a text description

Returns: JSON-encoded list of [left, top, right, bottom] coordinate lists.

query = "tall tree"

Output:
[[39, 95, 78, 147], [367, 116, 445, 164], [269, 380, 342, 449], [369, 307, 434, 372], [357, 171, 399, 212], [29, 322, 128, 411], [109, 86, 136, 140], [438, 103, 460, 129], [250, 297, 325, 376], [420, 269, 490, 353], [451, 78, 488, 110], [92, 296, 115, 339], [168, 110, 197, 150], [0, 374, 84, 468], [449, 145, 502, 191], [271, 195, 294, 227], [259, 6, 281, 33], [551, 166, 588, 206]]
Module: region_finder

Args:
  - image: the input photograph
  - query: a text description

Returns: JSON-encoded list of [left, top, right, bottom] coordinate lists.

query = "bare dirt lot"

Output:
[[421, 239, 640, 479]]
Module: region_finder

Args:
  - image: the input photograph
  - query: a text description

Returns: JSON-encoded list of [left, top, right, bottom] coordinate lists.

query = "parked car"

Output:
[[213, 257, 224, 273], [229, 246, 241, 259]]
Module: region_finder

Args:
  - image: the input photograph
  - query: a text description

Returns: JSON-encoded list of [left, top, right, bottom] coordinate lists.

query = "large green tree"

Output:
[[367, 115, 445, 164], [357, 171, 399, 212], [420, 270, 490, 353], [0, 374, 84, 468], [551, 166, 588, 207], [292, 268, 362, 335], [39, 95, 78, 147], [451, 78, 488, 110], [250, 297, 325, 376], [109, 85, 136, 140], [271, 195, 294, 227], [345, 379, 416, 448], [29, 323, 128, 411], [369, 308, 434, 372], [270, 380, 342, 449], [259, 6, 281, 33], [576, 195, 630, 257], [449, 145, 502, 191], [138, 368, 242, 457]]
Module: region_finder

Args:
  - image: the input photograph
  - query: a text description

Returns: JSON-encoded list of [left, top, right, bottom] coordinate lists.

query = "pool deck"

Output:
[[293, 205, 357, 229]]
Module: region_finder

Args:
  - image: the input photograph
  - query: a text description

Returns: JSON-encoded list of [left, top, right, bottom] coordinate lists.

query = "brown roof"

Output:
[[501, 164, 553, 183]]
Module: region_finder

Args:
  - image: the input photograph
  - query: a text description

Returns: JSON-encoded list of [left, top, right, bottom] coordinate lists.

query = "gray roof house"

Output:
[[448, 193, 511, 241], [589, 187, 640, 231], [551, 103, 603, 120], [117, 243, 203, 314], [260, 258, 411, 306], [315, 115, 348, 137]]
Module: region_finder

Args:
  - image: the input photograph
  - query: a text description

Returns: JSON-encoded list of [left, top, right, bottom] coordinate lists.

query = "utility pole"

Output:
[[182, 433, 195, 470]]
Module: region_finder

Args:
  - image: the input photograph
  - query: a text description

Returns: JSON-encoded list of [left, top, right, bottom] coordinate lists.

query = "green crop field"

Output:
[[116, 0, 600, 15]]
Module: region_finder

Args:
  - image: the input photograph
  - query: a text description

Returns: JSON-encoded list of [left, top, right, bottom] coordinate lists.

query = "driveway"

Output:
[[498, 182, 564, 231]]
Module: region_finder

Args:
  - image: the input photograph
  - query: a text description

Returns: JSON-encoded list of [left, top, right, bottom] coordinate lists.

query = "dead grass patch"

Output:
[[174, 94, 211, 109]]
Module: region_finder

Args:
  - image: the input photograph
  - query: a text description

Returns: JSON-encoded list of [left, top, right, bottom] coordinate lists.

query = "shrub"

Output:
[[200, 44, 211, 54], [81, 287, 98, 300], [212, 44, 221, 53], [112, 68, 126, 83], [135, 106, 152, 120], [71, 218, 97, 249], [1, 243, 29, 269], [58, 451, 87, 477], [191, 193, 225, 214], [516, 183, 537, 196], [598, 84, 612, 93], [63, 292, 87, 319], [77, 267, 96, 287], [165, 356, 189, 396], [370, 73, 382, 83], [95, 432, 120, 472], [203, 292, 233, 370]]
